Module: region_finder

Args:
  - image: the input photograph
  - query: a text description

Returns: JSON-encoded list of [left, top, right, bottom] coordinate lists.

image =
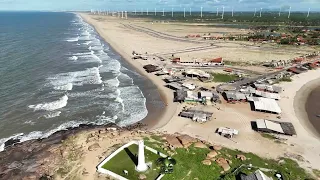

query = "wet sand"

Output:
[[305, 84, 320, 138]]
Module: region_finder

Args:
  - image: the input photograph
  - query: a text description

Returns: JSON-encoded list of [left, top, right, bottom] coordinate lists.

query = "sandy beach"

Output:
[[79, 13, 320, 171]]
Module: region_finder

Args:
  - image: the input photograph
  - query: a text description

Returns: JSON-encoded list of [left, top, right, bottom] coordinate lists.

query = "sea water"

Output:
[[0, 12, 149, 151]]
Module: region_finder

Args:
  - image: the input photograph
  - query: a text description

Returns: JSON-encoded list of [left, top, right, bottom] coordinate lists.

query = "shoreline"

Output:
[[294, 78, 320, 138], [78, 13, 178, 130], [279, 69, 320, 139]]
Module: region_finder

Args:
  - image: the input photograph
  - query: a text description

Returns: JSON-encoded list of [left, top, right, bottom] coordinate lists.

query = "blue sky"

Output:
[[0, 0, 319, 11]]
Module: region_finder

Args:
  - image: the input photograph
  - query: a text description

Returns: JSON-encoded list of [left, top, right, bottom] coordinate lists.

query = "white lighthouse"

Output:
[[136, 140, 148, 172]]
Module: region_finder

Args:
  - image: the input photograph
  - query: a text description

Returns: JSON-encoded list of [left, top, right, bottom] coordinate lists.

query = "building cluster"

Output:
[[172, 57, 224, 67]]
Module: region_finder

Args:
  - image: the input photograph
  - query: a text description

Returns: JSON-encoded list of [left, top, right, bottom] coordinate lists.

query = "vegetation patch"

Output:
[[211, 73, 239, 82], [144, 138, 312, 180], [313, 169, 320, 177], [101, 144, 162, 180], [278, 77, 292, 82]]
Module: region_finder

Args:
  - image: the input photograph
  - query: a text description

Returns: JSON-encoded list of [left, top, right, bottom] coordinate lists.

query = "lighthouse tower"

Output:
[[136, 140, 148, 172]]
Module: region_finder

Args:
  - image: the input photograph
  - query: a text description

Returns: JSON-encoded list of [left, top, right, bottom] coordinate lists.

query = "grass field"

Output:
[[212, 73, 239, 82], [101, 144, 162, 180], [142, 135, 313, 180]]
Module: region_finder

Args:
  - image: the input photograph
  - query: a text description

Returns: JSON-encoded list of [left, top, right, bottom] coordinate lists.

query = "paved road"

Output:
[[121, 23, 205, 44]]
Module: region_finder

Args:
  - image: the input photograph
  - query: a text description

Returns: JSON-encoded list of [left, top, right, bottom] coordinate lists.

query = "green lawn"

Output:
[[212, 73, 239, 82], [101, 144, 162, 180], [143, 136, 313, 180]]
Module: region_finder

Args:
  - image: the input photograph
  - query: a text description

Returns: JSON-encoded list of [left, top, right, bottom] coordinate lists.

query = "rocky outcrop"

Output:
[[177, 135, 197, 148], [206, 150, 218, 159], [236, 154, 247, 161], [0, 123, 118, 180], [202, 159, 211, 165], [88, 143, 101, 151], [216, 158, 230, 172], [194, 142, 207, 149]]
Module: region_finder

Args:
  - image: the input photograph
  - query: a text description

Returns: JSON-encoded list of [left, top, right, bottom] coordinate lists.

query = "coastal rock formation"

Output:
[[236, 154, 247, 161], [202, 159, 212, 165], [216, 158, 230, 172], [88, 143, 101, 151], [194, 142, 207, 149], [165, 135, 183, 148], [207, 151, 218, 159], [177, 135, 197, 148], [212, 145, 222, 151]]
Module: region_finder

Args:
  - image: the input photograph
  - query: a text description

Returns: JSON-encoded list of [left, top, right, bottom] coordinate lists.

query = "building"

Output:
[[247, 97, 281, 114], [184, 69, 211, 79], [254, 91, 280, 100], [163, 76, 185, 83], [166, 82, 183, 91], [240, 170, 273, 180], [224, 91, 247, 102], [174, 90, 188, 102], [254, 119, 296, 136], [143, 64, 161, 73], [182, 83, 196, 90], [253, 83, 282, 93], [209, 57, 224, 66], [179, 109, 213, 123], [217, 127, 239, 138]]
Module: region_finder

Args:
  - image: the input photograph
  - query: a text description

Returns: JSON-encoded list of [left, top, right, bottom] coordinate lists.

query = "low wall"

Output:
[[96, 141, 167, 180]]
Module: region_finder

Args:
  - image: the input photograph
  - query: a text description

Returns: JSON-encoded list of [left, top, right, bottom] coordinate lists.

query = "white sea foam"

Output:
[[28, 95, 68, 111], [82, 41, 92, 45], [116, 86, 148, 127], [104, 76, 120, 87], [66, 37, 79, 42], [44, 111, 61, 119], [69, 56, 78, 61], [24, 120, 35, 125], [48, 66, 102, 87], [53, 83, 73, 91]]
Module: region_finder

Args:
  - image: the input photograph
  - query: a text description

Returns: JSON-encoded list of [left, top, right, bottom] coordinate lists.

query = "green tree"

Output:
[[157, 157, 177, 174]]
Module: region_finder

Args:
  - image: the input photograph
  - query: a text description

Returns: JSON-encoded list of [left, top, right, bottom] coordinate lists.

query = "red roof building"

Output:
[[210, 57, 223, 63]]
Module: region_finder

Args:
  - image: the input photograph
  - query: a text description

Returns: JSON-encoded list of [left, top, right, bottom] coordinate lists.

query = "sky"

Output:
[[0, 0, 319, 11]]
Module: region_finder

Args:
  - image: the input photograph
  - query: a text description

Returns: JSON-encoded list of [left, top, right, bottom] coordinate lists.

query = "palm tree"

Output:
[[156, 157, 177, 174]]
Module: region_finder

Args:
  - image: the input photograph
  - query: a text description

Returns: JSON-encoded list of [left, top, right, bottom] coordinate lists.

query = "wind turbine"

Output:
[[155, 8, 157, 16], [184, 8, 186, 17], [307, 8, 310, 18], [172, 8, 174, 17], [162, 8, 165, 16], [288, 6, 291, 19], [260, 8, 262, 17], [190, 7, 192, 15], [254, 8, 256, 17], [232, 7, 234, 17], [221, 6, 225, 19], [147, 8, 149, 15], [216, 7, 219, 16], [201, 7, 203, 18], [279, 7, 281, 17]]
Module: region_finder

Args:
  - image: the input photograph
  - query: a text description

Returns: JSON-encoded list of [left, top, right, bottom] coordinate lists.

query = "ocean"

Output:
[[0, 12, 161, 151]]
